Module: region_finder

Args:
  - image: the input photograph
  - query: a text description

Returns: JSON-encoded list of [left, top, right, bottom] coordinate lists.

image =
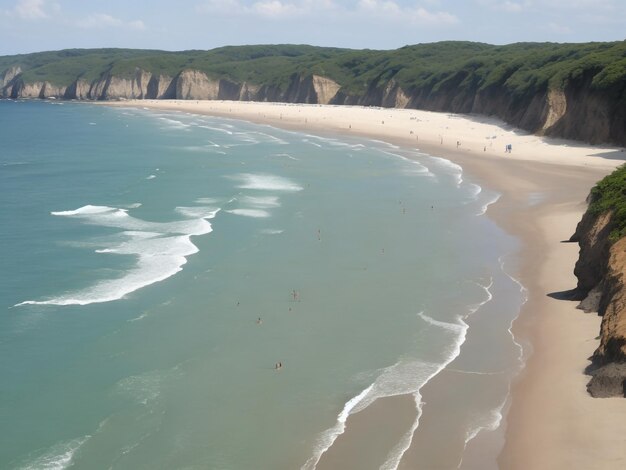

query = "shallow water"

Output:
[[0, 101, 524, 469]]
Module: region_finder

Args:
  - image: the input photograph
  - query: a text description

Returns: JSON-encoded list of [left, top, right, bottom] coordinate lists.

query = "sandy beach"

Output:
[[107, 99, 626, 468]]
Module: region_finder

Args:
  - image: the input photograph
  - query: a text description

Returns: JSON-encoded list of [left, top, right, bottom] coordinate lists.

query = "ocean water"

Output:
[[0, 101, 525, 469]]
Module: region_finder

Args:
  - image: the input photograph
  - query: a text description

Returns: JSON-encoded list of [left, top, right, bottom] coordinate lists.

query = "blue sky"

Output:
[[0, 0, 624, 55]]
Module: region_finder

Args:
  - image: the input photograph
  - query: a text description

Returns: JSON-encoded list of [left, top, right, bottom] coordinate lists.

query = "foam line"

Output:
[[17, 435, 91, 470], [456, 265, 527, 466], [304, 280, 496, 469], [16, 204, 219, 306], [476, 194, 501, 216], [498, 254, 528, 367], [239, 196, 280, 208], [301, 384, 374, 470], [198, 125, 233, 135], [158, 117, 191, 129], [273, 153, 299, 160], [226, 209, 271, 218], [428, 156, 464, 187], [228, 173, 303, 192], [379, 393, 422, 470]]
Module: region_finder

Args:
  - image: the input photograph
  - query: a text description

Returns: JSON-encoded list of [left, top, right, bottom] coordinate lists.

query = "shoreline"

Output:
[[104, 100, 626, 468]]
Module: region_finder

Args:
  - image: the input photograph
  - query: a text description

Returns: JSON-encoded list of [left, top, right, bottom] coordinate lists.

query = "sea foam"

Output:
[[228, 173, 303, 192], [17, 436, 90, 470], [16, 204, 219, 306], [226, 209, 271, 218], [428, 156, 464, 187], [303, 280, 495, 470]]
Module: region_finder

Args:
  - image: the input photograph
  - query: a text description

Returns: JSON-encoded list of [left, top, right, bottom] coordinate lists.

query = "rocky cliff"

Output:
[[0, 67, 342, 106], [1, 41, 624, 146], [331, 70, 625, 145], [570, 187, 626, 397]]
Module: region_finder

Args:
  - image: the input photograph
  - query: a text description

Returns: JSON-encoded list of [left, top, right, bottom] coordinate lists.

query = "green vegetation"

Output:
[[589, 165, 626, 242], [1, 41, 624, 99]]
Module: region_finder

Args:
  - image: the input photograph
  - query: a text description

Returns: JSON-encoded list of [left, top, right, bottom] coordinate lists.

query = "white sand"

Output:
[[120, 99, 622, 170]]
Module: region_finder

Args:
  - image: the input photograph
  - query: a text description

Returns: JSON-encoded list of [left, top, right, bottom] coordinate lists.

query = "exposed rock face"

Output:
[[570, 211, 615, 297], [19, 81, 45, 98], [312, 75, 340, 105], [595, 236, 626, 365], [90, 77, 108, 100], [544, 71, 623, 145], [571, 208, 626, 397], [238, 82, 260, 101], [380, 80, 410, 108], [587, 363, 626, 397], [146, 74, 175, 99], [105, 70, 151, 99], [1, 65, 21, 89], [176, 70, 220, 100], [1, 66, 20, 97], [64, 79, 91, 100], [541, 89, 567, 131], [41, 82, 66, 99], [0, 60, 622, 145], [85, 68, 153, 100]]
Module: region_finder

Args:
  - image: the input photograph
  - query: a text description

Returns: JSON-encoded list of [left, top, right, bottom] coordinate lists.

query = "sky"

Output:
[[0, 0, 624, 55]]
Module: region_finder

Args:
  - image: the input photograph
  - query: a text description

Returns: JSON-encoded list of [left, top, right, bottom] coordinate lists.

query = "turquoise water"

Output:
[[0, 101, 524, 469]]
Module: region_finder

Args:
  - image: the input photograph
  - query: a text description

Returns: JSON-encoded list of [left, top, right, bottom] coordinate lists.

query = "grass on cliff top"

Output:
[[1, 41, 625, 99], [589, 164, 626, 242]]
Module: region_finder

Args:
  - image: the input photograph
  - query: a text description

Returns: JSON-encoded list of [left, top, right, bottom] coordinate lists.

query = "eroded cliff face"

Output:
[[64, 79, 91, 100], [570, 208, 626, 397], [312, 75, 340, 105], [0, 61, 622, 145], [1, 65, 21, 96], [146, 74, 175, 99], [175, 70, 219, 100]]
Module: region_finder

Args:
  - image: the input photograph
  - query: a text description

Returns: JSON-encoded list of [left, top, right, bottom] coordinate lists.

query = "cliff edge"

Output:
[[570, 166, 626, 397], [1, 42, 624, 146]]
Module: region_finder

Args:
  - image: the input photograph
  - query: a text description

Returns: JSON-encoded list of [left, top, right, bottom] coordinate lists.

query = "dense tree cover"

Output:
[[1, 41, 624, 99], [590, 165, 626, 242]]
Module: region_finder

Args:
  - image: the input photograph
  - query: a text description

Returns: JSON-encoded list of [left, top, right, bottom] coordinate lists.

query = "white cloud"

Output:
[[499, 1, 523, 12], [76, 13, 146, 31], [197, 0, 455, 23], [198, 0, 241, 13], [546, 21, 571, 34], [478, 0, 618, 12], [538, 0, 616, 9], [251, 0, 304, 17], [357, 0, 458, 25], [198, 0, 336, 17], [411, 7, 458, 24], [475, 0, 531, 13], [12, 0, 48, 19]]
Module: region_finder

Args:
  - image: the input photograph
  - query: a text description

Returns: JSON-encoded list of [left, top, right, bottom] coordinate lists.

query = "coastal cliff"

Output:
[[1, 41, 625, 145], [570, 166, 626, 397]]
